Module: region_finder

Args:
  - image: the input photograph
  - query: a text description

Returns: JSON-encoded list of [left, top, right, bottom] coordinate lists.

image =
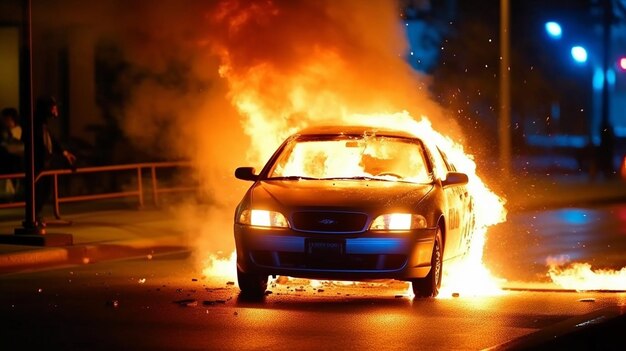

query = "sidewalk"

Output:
[[0, 207, 189, 274]]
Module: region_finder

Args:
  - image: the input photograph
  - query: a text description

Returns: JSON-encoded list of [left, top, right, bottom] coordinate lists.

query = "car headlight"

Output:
[[238, 209, 289, 228], [370, 213, 427, 231]]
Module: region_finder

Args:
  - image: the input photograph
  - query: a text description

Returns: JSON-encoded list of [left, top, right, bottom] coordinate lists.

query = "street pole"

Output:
[[499, 0, 512, 178], [15, 0, 39, 235], [599, 0, 614, 175]]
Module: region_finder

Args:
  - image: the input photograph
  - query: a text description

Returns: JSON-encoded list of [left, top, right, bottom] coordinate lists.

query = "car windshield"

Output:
[[267, 134, 432, 183]]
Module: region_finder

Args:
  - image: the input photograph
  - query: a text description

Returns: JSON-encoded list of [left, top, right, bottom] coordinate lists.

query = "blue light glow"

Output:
[[571, 46, 588, 63], [593, 67, 603, 91], [556, 209, 593, 226], [607, 68, 616, 86], [545, 22, 562, 39]]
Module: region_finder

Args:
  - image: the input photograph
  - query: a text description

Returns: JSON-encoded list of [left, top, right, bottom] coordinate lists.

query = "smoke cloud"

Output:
[[35, 0, 468, 271]]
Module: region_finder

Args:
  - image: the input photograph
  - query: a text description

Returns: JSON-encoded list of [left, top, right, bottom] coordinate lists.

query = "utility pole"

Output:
[[14, 0, 38, 235], [499, 0, 512, 178], [599, 0, 615, 176]]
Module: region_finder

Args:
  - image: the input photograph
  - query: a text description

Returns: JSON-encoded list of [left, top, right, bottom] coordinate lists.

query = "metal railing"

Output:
[[0, 161, 195, 219]]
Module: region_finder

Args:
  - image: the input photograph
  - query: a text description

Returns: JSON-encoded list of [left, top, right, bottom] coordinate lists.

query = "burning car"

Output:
[[234, 125, 474, 298]]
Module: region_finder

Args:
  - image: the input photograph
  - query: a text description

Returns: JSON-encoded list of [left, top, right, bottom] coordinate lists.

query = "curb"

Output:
[[0, 235, 188, 274]]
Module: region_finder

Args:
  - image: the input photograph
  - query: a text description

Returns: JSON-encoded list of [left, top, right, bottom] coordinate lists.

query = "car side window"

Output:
[[437, 147, 456, 172]]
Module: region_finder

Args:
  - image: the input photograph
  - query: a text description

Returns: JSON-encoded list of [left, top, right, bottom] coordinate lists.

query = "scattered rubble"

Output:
[[276, 276, 289, 284], [175, 299, 198, 307], [578, 298, 596, 303]]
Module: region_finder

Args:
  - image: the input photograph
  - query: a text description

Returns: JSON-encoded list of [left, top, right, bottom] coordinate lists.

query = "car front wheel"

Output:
[[411, 227, 443, 298], [237, 268, 268, 299]]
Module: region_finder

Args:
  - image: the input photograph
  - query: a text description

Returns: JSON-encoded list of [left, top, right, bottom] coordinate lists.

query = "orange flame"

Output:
[[201, 0, 507, 296], [202, 251, 237, 283], [548, 256, 626, 291]]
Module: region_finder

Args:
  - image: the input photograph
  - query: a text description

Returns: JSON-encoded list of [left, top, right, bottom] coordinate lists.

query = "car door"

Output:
[[435, 147, 473, 256], [433, 148, 469, 259]]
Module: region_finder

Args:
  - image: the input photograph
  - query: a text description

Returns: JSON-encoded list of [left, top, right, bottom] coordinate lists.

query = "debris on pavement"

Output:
[[106, 300, 120, 308], [578, 298, 596, 303], [174, 299, 198, 307]]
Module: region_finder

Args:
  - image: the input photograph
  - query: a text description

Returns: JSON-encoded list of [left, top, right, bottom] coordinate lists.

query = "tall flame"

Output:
[[201, 0, 507, 296]]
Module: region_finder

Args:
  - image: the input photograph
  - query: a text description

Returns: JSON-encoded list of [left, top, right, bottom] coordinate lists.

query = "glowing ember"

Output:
[[548, 257, 626, 291]]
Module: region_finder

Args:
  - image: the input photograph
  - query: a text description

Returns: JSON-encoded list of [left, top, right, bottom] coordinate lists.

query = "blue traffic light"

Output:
[[545, 22, 562, 39], [571, 46, 588, 63]]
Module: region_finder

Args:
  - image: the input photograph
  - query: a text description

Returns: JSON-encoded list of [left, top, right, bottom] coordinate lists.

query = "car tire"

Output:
[[411, 227, 443, 298], [237, 268, 268, 299]]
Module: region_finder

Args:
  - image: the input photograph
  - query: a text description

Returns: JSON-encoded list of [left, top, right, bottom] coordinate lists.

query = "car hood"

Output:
[[249, 179, 433, 212]]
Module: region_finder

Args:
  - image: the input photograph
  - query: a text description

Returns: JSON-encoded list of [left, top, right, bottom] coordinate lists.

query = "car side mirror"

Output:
[[442, 172, 468, 187], [235, 167, 259, 181]]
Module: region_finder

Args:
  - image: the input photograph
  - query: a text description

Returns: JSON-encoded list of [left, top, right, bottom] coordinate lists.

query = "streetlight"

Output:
[[545, 21, 563, 39], [571, 46, 589, 63]]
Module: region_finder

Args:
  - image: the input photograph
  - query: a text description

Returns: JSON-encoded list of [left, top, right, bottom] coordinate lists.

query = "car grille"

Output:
[[251, 251, 407, 271], [291, 211, 368, 233]]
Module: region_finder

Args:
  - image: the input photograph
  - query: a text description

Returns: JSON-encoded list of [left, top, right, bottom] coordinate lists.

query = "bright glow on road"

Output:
[[545, 21, 562, 39], [571, 46, 588, 63]]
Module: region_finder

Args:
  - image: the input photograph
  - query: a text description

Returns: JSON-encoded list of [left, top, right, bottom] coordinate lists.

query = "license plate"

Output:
[[306, 239, 345, 256]]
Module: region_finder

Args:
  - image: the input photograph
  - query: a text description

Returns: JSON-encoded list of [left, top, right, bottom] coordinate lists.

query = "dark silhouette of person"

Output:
[[1, 107, 25, 200], [33, 96, 76, 227]]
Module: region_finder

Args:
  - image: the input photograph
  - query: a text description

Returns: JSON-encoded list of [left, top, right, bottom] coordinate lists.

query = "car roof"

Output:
[[296, 125, 419, 139]]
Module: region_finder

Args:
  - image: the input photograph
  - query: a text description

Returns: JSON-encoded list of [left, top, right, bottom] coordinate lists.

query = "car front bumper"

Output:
[[234, 224, 437, 281]]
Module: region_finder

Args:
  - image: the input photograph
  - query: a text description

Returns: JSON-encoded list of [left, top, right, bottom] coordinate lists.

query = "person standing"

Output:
[[33, 96, 76, 227], [1, 107, 24, 199]]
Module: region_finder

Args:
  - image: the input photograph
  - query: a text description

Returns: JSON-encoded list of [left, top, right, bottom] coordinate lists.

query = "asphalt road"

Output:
[[1, 204, 626, 350], [485, 203, 626, 284]]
